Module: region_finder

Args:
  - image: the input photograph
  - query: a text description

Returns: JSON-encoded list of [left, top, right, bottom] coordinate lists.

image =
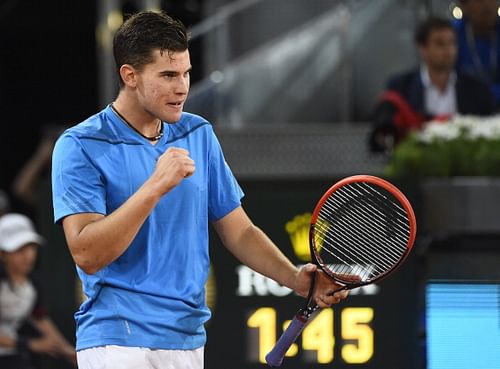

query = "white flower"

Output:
[[417, 121, 461, 143], [417, 114, 500, 143], [453, 115, 481, 132], [467, 115, 500, 139]]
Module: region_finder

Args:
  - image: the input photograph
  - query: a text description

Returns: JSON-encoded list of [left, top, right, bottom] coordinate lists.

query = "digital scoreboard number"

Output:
[[205, 181, 419, 369], [247, 306, 374, 364]]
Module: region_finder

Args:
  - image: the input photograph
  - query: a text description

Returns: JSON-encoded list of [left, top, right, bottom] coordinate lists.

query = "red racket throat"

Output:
[[310, 175, 416, 286]]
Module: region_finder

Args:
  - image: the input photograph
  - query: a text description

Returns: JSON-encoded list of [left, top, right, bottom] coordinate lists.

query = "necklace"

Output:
[[111, 104, 164, 141]]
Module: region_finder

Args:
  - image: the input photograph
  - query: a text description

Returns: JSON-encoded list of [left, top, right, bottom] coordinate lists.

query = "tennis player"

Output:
[[51, 11, 348, 369]]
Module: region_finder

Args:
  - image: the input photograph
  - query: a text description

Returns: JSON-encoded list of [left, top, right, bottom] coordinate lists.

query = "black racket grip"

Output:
[[265, 314, 307, 367]]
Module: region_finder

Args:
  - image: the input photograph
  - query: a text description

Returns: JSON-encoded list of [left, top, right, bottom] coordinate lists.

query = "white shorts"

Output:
[[77, 345, 204, 369]]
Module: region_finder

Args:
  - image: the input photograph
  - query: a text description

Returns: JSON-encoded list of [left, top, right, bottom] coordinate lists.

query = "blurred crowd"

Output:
[[370, 0, 500, 153], [0, 125, 77, 369]]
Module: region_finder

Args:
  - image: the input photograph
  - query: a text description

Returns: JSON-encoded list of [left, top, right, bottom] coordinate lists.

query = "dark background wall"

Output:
[[0, 1, 204, 195], [0, 0, 98, 192]]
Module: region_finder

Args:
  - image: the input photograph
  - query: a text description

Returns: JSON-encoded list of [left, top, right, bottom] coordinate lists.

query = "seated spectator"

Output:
[[454, 0, 500, 106], [370, 16, 495, 153], [0, 213, 76, 369]]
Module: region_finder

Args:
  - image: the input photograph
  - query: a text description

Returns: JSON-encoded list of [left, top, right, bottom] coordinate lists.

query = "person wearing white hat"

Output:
[[0, 213, 76, 368]]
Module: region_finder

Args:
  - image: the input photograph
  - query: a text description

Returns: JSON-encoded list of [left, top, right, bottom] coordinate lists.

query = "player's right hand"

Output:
[[150, 147, 195, 195]]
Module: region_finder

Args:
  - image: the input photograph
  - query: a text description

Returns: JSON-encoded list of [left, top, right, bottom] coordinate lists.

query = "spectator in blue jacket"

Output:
[[454, 0, 500, 106]]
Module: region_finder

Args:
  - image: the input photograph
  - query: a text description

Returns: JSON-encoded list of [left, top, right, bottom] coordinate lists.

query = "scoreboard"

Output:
[[205, 180, 420, 369]]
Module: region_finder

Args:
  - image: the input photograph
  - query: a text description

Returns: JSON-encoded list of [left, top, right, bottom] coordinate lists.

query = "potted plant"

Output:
[[385, 115, 500, 234]]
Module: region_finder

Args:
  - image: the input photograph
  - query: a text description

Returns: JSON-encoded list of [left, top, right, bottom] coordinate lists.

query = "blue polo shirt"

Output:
[[51, 106, 243, 351]]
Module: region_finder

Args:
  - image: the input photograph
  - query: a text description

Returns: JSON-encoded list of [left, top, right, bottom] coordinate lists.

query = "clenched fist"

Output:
[[149, 147, 195, 195]]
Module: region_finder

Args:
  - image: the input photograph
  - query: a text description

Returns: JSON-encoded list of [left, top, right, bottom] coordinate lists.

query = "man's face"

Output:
[[419, 28, 457, 72], [135, 49, 192, 124], [461, 0, 498, 31]]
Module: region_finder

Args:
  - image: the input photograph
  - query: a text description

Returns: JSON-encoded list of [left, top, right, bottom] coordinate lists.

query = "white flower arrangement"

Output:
[[386, 114, 500, 177], [417, 114, 500, 143]]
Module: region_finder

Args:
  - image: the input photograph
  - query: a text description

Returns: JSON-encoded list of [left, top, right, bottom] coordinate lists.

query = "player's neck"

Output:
[[112, 97, 161, 139]]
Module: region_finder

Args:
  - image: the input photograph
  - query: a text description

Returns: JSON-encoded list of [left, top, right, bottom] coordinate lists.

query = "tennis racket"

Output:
[[265, 175, 417, 367]]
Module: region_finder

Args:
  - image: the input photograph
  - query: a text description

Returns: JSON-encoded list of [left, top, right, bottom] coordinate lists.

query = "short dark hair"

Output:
[[113, 11, 189, 87], [414, 16, 454, 46]]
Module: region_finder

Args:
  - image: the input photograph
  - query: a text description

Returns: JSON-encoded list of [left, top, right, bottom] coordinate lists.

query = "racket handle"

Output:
[[265, 314, 307, 367]]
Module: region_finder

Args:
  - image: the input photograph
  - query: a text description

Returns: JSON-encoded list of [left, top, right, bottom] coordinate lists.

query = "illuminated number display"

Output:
[[247, 307, 277, 363], [246, 307, 374, 364], [341, 307, 374, 363], [301, 309, 334, 363]]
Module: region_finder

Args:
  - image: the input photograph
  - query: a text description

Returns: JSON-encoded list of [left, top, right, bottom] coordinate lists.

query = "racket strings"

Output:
[[324, 190, 405, 274], [327, 186, 409, 257], [313, 234, 374, 280], [314, 220, 397, 277], [320, 194, 406, 260], [318, 195, 407, 268], [313, 182, 411, 282], [336, 182, 411, 246], [336, 183, 411, 241], [349, 182, 412, 234], [319, 195, 409, 274], [314, 210, 400, 266], [314, 221, 393, 281], [314, 218, 400, 281]]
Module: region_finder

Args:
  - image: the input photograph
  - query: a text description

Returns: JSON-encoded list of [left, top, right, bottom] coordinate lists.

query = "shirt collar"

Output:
[[420, 64, 457, 90], [105, 104, 169, 146]]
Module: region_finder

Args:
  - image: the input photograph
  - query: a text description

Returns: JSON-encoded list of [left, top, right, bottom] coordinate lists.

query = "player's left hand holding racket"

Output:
[[265, 175, 417, 367]]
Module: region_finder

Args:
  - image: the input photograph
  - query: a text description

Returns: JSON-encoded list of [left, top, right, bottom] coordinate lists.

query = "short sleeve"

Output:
[[52, 134, 107, 224], [207, 131, 244, 221]]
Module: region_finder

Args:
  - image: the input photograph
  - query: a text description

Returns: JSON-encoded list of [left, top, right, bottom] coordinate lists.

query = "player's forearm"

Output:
[[241, 226, 298, 290], [234, 225, 299, 290], [64, 180, 162, 274], [215, 209, 299, 291]]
